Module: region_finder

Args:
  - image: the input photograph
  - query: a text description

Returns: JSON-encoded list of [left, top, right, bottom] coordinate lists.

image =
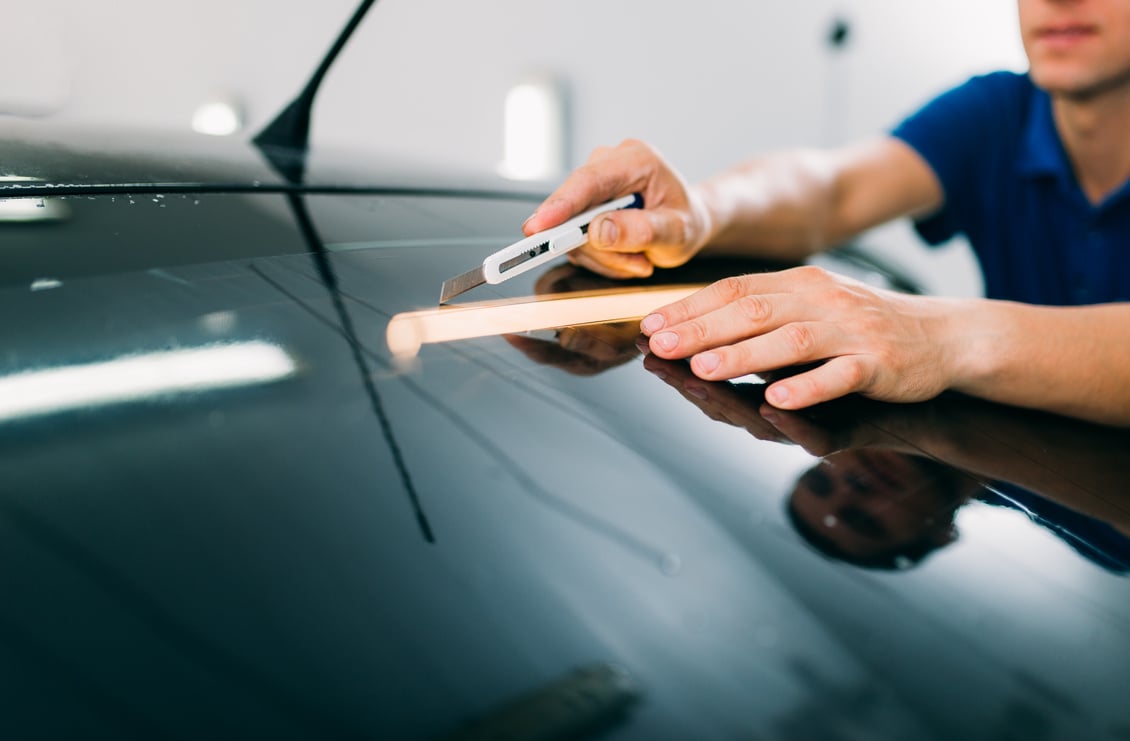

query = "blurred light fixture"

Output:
[[192, 98, 244, 136], [0, 341, 296, 422], [498, 77, 567, 182]]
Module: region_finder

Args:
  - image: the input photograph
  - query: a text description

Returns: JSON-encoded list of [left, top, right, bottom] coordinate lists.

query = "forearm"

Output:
[[691, 137, 943, 264], [692, 149, 843, 262], [944, 299, 1130, 426]]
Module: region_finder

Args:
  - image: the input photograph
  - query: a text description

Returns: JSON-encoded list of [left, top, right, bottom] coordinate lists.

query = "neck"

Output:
[[1053, 84, 1130, 204]]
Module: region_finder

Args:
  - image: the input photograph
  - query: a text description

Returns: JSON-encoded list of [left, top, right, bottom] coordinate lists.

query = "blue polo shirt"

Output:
[[891, 71, 1130, 305]]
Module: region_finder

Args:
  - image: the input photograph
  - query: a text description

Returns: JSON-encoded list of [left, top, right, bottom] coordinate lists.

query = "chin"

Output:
[[1029, 60, 1130, 100], [1031, 69, 1098, 98]]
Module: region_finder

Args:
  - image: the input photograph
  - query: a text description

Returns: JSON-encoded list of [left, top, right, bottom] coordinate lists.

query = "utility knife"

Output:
[[439, 193, 643, 304]]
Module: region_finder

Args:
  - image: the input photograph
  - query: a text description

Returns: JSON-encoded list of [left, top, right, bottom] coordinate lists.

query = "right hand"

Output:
[[522, 139, 713, 279]]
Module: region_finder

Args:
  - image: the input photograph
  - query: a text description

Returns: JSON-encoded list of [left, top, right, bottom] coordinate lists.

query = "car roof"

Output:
[[1, 124, 1129, 740]]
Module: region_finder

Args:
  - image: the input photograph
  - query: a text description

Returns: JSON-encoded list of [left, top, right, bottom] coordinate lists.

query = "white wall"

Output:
[[3, 0, 1027, 295]]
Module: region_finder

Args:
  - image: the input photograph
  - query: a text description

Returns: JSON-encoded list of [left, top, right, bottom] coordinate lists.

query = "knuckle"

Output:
[[838, 357, 870, 390], [713, 275, 748, 304], [793, 264, 831, 285], [684, 318, 712, 345], [572, 166, 603, 195], [728, 342, 760, 373], [589, 145, 612, 161], [635, 215, 656, 244], [734, 294, 772, 324], [782, 323, 817, 357], [619, 137, 649, 154]]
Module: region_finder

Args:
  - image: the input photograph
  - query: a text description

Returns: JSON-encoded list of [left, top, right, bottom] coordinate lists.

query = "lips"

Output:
[[1035, 23, 1098, 42]]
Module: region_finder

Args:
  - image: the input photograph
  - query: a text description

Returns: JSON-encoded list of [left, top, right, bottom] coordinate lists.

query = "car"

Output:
[[2, 4, 1129, 739]]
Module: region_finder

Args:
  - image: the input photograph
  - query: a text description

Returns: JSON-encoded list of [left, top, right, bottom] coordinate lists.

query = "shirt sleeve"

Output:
[[890, 72, 1026, 246]]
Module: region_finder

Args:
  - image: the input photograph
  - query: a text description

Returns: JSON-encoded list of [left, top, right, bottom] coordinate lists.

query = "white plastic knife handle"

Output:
[[481, 193, 643, 284]]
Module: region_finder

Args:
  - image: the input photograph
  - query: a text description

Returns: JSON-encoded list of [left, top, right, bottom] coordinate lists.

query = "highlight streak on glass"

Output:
[[0, 342, 297, 422], [386, 285, 704, 358]]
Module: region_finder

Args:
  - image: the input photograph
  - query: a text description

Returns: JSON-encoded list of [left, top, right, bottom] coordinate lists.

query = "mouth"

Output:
[[1035, 23, 1098, 45]]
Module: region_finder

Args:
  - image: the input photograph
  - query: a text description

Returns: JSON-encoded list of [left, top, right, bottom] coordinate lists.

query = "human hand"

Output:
[[522, 139, 712, 280], [640, 265, 958, 410], [641, 353, 900, 454], [641, 354, 786, 443]]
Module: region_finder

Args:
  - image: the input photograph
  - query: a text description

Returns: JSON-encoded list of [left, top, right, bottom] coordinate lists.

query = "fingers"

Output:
[[641, 355, 792, 442], [586, 207, 686, 253], [763, 356, 873, 410], [642, 269, 829, 333], [634, 266, 908, 407], [523, 140, 653, 235], [681, 323, 842, 382], [644, 289, 824, 361], [567, 247, 654, 279]]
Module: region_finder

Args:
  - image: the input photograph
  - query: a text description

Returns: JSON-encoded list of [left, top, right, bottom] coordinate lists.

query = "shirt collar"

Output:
[[1018, 78, 1130, 210], [1017, 80, 1071, 181]]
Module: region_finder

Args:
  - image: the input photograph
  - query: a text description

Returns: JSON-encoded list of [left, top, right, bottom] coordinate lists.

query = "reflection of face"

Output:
[[1019, 0, 1130, 100], [789, 450, 966, 565]]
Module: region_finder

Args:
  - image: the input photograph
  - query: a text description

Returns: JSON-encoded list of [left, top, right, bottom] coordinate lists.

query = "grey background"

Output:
[[5, 0, 1028, 295]]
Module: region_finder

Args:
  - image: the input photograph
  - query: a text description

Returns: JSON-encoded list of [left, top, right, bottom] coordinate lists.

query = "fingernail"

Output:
[[694, 352, 720, 373], [652, 332, 677, 352], [641, 313, 665, 333], [522, 211, 538, 228], [761, 409, 781, 425], [767, 385, 790, 405], [595, 218, 618, 246]]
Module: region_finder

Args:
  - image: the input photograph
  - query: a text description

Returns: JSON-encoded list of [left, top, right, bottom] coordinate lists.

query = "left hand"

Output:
[[640, 265, 959, 410], [642, 353, 896, 455]]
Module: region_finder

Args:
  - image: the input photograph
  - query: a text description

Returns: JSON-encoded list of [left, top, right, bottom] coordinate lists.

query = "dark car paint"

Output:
[[2, 122, 1129, 740]]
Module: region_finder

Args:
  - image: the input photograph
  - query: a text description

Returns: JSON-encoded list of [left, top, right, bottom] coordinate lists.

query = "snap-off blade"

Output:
[[439, 265, 486, 304]]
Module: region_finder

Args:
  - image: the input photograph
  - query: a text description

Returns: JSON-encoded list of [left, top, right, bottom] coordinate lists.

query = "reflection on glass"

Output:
[[0, 176, 70, 223], [643, 354, 1130, 574], [786, 450, 971, 570], [503, 321, 643, 377], [0, 341, 297, 422]]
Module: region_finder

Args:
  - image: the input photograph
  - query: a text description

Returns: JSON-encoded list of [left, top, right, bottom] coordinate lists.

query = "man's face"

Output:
[[1019, 0, 1130, 99], [789, 451, 961, 563]]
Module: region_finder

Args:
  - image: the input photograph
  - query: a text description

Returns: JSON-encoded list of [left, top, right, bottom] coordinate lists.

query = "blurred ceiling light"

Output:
[[498, 77, 567, 182], [0, 341, 296, 423], [192, 98, 244, 136]]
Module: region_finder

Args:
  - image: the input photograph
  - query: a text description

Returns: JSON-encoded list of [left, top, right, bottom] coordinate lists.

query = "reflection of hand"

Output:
[[646, 350, 1130, 537], [643, 353, 966, 569], [640, 265, 959, 411], [641, 354, 784, 443], [642, 354, 896, 455], [504, 323, 642, 376], [522, 140, 711, 280], [502, 264, 643, 376]]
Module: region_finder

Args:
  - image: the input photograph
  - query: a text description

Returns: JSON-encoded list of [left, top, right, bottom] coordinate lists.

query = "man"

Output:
[[522, 0, 1130, 426]]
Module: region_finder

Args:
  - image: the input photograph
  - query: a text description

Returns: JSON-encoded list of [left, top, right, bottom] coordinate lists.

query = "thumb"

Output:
[[589, 207, 700, 268]]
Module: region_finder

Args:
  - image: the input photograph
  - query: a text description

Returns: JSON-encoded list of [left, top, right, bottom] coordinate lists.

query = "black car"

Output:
[[2, 4, 1129, 740]]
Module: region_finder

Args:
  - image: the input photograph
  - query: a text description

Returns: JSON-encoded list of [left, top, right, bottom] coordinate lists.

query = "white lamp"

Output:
[[499, 76, 567, 182]]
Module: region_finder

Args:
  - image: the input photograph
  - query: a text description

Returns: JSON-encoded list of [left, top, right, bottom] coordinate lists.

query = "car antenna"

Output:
[[253, 0, 377, 181]]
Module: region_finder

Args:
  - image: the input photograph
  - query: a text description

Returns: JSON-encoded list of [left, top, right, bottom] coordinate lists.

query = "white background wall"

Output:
[[4, 0, 1027, 294]]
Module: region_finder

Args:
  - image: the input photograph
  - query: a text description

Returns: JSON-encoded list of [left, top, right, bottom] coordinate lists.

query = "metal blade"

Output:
[[439, 265, 486, 304]]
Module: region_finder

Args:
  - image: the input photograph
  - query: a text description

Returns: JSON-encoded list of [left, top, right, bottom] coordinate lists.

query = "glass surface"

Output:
[[0, 190, 1127, 740]]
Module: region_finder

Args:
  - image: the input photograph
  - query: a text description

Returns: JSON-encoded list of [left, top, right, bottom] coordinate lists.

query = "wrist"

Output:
[[687, 180, 723, 252], [933, 297, 1010, 394]]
